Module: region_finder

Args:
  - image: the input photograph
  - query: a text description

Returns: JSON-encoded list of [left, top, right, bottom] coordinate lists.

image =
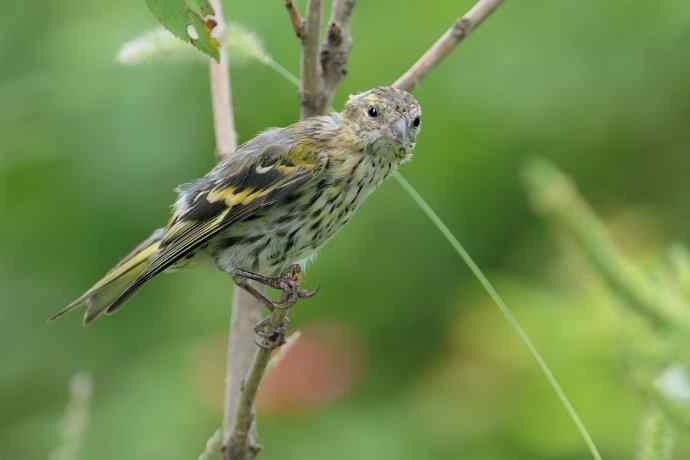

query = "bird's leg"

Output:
[[231, 277, 277, 311], [231, 276, 283, 347], [233, 264, 318, 349], [234, 264, 318, 308]]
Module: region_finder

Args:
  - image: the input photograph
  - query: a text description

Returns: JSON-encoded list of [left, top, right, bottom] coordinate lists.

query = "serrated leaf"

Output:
[[185, 0, 214, 17], [145, 0, 220, 61]]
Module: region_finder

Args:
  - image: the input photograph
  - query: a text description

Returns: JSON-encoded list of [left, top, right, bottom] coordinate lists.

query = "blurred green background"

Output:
[[2, 1, 690, 459]]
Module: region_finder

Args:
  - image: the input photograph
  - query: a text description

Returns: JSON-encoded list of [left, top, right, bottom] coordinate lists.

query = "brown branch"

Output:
[[393, 0, 504, 92], [284, 0, 305, 39], [317, 0, 356, 115], [224, 305, 293, 460], [222, 289, 264, 460], [299, 0, 324, 118], [207, 1, 266, 459], [208, 0, 238, 160], [220, 2, 324, 459], [217, 0, 506, 458]]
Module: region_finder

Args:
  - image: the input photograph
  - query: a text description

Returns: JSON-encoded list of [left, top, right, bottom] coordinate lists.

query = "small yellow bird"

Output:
[[51, 86, 422, 335]]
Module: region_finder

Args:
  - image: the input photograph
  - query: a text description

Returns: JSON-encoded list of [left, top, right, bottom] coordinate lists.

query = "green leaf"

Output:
[[144, 0, 220, 61]]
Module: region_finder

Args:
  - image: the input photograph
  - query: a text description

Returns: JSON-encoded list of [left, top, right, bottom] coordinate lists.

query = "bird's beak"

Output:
[[392, 117, 409, 147]]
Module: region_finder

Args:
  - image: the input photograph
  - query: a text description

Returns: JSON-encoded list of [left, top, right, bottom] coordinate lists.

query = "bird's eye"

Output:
[[367, 106, 379, 118], [413, 116, 421, 128]]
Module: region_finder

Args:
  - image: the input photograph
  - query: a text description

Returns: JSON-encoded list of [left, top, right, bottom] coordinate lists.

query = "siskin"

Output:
[[51, 86, 422, 334]]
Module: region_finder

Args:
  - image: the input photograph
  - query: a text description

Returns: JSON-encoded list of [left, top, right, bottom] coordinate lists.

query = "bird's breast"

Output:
[[210, 154, 396, 276]]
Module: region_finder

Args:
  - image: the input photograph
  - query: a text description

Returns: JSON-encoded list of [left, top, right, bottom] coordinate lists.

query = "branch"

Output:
[[199, 429, 222, 460], [206, 1, 266, 459], [225, 306, 293, 460], [284, 0, 305, 39], [222, 3, 325, 459], [208, 0, 238, 160], [222, 289, 264, 460], [299, 0, 324, 118], [218, 0, 507, 458], [318, 0, 356, 114], [393, 0, 504, 92]]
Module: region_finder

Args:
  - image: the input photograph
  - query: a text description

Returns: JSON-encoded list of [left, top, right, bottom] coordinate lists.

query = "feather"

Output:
[[51, 128, 327, 323], [102, 137, 327, 316], [49, 228, 164, 324]]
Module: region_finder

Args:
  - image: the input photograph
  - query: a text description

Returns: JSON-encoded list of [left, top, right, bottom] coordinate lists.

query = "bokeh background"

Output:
[[2, 1, 690, 459]]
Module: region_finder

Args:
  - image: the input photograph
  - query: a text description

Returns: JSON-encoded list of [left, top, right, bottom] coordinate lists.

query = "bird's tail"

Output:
[[50, 228, 165, 325]]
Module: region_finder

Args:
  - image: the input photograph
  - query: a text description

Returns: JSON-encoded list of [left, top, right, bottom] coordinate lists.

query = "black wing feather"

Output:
[[103, 134, 324, 314]]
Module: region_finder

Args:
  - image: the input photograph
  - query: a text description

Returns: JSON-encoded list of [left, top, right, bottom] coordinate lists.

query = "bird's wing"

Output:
[[105, 131, 327, 314]]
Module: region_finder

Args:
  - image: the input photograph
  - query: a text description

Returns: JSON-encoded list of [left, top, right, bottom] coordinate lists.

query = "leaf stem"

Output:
[[393, 171, 603, 460], [393, 0, 504, 92]]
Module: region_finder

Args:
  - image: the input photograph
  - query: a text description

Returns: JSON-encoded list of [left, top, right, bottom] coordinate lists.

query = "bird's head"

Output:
[[341, 86, 422, 161]]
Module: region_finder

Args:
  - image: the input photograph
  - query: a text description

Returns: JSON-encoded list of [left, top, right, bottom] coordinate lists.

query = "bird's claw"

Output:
[[237, 264, 318, 349], [273, 264, 318, 308]]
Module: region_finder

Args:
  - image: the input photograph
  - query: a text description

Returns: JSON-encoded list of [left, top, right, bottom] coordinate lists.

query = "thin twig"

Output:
[[222, 3, 324, 459], [199, 332, 299, 460], [49, 373, 93, 460], [206, 1, 265, 459], [225, 307, 292, 460], [318, 0, 356, 115], [199, 429, 223, 460], [266, 330, 301, 373], [393, 0, 504, 92], [284, 0, 305, 39], [223, 289, 264, 460], [299, 0, 324, 118], [208, 0, 238, 160], [225, 3, 326, 457]]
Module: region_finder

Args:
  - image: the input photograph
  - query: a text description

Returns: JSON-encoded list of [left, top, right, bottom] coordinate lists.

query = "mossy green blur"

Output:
[[2, 1, 690, 459]]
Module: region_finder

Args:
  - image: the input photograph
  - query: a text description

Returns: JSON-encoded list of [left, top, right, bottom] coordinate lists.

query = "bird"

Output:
[[50, 85, 422, 340]]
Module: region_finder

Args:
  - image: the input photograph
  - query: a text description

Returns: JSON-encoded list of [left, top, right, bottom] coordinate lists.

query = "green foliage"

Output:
[[524, 160, 690, 332], [524, 159, 690, 459], [144, 0, 220, 61], [395, 171, 603, 459], [5, 1, 690, 459]]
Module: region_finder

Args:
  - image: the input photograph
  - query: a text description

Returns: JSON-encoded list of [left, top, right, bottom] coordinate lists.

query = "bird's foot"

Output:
[[234, 264, 318, 311], [234, 264, 318, 349], [274, 264, 319, 309]]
